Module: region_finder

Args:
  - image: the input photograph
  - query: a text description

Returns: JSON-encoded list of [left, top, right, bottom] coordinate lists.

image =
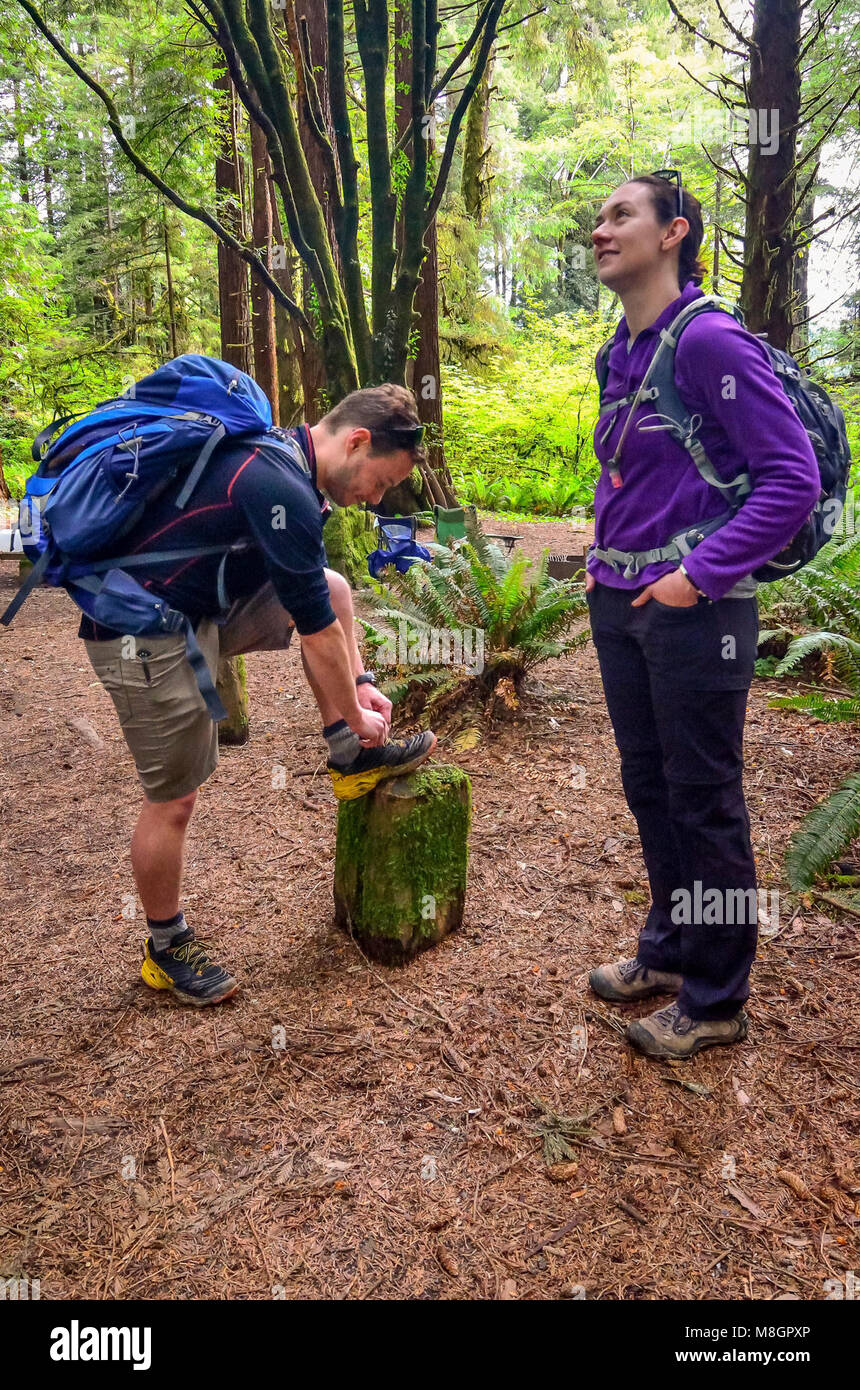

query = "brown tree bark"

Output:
[[461, 46, 493, 224], [275, 0, 340, 419], [269, 176, 306, 427], [163, 215, 178, 358], [215, 69, 251, 372], [387, 0, 456, 511], [12, 79, 30, 203], [250, 119, 279, 420], [791, 187, 815, 358], [739, 0, 802, 350]]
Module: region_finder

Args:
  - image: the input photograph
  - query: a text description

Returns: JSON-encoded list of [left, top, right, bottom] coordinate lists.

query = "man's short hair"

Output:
[[321, 384, 426, 466]]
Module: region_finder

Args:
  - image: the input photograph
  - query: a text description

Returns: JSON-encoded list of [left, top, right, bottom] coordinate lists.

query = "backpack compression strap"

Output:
[[0, 547, 52, 626]]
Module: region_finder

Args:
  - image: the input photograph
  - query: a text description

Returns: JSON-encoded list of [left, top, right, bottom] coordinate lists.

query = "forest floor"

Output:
[[1, 517, 858, 1302]]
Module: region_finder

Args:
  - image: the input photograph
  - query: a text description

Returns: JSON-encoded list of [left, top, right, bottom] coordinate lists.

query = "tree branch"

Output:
[[425, 0, 504, 225], [713, 0, 748, 49], [777, 81, 860, 192], [665, 0, 748, 60], [17, 0, 309, 330]]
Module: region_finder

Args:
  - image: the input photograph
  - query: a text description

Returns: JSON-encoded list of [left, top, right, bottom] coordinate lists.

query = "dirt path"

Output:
[[1, 522, 858, 1301]]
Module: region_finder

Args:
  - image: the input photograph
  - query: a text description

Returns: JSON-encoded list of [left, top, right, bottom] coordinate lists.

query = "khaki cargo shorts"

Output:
[[84, 582, 295, 802]]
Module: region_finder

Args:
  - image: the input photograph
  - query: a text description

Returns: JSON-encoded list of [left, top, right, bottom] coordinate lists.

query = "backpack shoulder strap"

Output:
[[595, 336, 615, 405], [648, 295, 753, 502]]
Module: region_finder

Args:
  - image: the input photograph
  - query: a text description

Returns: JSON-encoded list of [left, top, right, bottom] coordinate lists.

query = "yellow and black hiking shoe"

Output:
[[141, 930, 238, 1007], [328, 730, 437, 801]]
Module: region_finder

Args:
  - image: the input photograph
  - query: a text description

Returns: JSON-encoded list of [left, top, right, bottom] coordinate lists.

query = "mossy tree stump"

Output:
[[217, 654, 250, 745], [334, 765, 471, 963], [323, 504, 378, 588]]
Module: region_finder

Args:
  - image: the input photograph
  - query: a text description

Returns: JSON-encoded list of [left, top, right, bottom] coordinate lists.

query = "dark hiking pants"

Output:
[[587, 581, 760, 1020]]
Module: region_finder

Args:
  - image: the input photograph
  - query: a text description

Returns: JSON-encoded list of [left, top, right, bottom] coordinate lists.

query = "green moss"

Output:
[[217, 654, 250, 746], [323, 504, 378, 588], [334, 764, 472, 962]]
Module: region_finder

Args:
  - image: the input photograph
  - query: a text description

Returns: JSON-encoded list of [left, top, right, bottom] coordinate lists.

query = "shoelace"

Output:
[[653, 1003, 694, 1034], [654, 1003, 680, 1027], [618, 958, 646, 982], [169, 940, 214, 976]]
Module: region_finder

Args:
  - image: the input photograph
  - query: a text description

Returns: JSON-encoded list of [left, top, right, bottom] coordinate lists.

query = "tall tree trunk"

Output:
[[12, 79, 30, 204], [409, 213, 456, 505], [386, 0, 456, 511], [712, 163, 721, 292], [461, 47, 493, 223], [214, 73, 253, 736], [740, 0, 802, 349], [276, 0, 341, 419], [163, 214, 178, 358], [269, 175, 306, 426], [215, 70, 251, 372], [43, 158, 54, 233], [791, 187, 815, 358], [283, 1, 341, 267], [250, 120, 280, 420]]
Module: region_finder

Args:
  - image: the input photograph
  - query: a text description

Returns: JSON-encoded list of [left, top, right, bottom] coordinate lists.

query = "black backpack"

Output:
[[595, 294, 853, 582]]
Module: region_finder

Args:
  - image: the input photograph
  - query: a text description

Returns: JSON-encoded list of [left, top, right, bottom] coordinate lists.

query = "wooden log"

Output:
[[333, 764, 471, 963], [217, 654, 250, 746]]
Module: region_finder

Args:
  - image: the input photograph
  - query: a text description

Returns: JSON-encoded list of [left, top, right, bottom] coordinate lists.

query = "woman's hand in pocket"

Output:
[[585, 570, 596, 593], [631, 568, 700, 609]]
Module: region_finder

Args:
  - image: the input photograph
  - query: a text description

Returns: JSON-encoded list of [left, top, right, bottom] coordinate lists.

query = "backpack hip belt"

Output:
[[590, 507, 735, 581]]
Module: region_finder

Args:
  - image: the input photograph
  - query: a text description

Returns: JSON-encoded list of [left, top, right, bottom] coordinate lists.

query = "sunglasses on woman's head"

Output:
[[650, 168, 684, 219]]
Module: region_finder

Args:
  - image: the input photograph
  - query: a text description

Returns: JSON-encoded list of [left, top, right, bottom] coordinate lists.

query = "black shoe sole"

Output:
[[329, 732, 438, 801]]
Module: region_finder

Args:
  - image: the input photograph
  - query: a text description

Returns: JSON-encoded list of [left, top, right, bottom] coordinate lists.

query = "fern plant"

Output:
[[757, 528, 860, 889], [361, 519, 588, 732]]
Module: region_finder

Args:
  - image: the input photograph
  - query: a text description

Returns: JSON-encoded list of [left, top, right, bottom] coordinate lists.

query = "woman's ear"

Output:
[[662, 216, 690, 251]]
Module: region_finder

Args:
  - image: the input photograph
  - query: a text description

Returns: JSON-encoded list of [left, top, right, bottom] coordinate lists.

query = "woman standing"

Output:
[[585, 173, 820, 1059]]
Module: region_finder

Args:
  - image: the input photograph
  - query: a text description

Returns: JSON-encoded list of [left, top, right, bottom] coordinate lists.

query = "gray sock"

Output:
[[324, 718, 361, 767], [148, 911, 188, 953]]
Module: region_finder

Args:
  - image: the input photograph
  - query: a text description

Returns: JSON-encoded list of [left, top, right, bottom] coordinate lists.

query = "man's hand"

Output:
[[357, 680, 392, 733], [351, 708, 388, 747], [585, 570, 596, 593], [631, 568, 700, 609]]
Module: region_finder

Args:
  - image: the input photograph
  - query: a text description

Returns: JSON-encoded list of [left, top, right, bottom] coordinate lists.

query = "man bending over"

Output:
[[81, 381, 436, 1005]]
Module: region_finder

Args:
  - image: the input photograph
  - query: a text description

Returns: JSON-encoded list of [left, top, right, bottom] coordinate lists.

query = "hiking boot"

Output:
[[328, 730, 437, 801], [626, 1001, 748, 1060], [141, 929, 238, 1007], [589, 957, 682, 1003]]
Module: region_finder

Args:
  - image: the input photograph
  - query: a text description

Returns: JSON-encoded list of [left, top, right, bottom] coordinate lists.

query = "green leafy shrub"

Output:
[[757, 530, 860, 891], [361, 520, 589, 732], [441, 307, 611, 516]]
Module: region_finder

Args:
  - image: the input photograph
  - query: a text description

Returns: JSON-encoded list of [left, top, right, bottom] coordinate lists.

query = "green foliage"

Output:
[[785, 773, 860, 892], [442, 306, 608, 515], [759, 524, 860, 653], [362, 517, 589, 727], [758, 530, 860, 888]]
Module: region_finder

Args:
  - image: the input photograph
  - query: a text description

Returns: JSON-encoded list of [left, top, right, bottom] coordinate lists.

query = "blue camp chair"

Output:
[[366, 513, 431, 578], [374, 514, 419, 550]]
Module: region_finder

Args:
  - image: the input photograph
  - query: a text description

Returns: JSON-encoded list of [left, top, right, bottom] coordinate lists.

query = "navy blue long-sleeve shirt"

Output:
[[79, 425, 336, 640]]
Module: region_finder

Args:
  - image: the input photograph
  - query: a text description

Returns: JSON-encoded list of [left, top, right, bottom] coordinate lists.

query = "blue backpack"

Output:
[[1, 355, 278, 719], [594, 295, 853, 582]]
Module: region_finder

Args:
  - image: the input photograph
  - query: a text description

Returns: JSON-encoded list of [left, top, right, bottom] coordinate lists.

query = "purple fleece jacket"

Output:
[[588, 281, 821, 600]]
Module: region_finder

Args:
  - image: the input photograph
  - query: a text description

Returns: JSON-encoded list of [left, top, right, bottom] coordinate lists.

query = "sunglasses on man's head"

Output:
[[371, 424, 425, 449], [650, 168, 684, 219]]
